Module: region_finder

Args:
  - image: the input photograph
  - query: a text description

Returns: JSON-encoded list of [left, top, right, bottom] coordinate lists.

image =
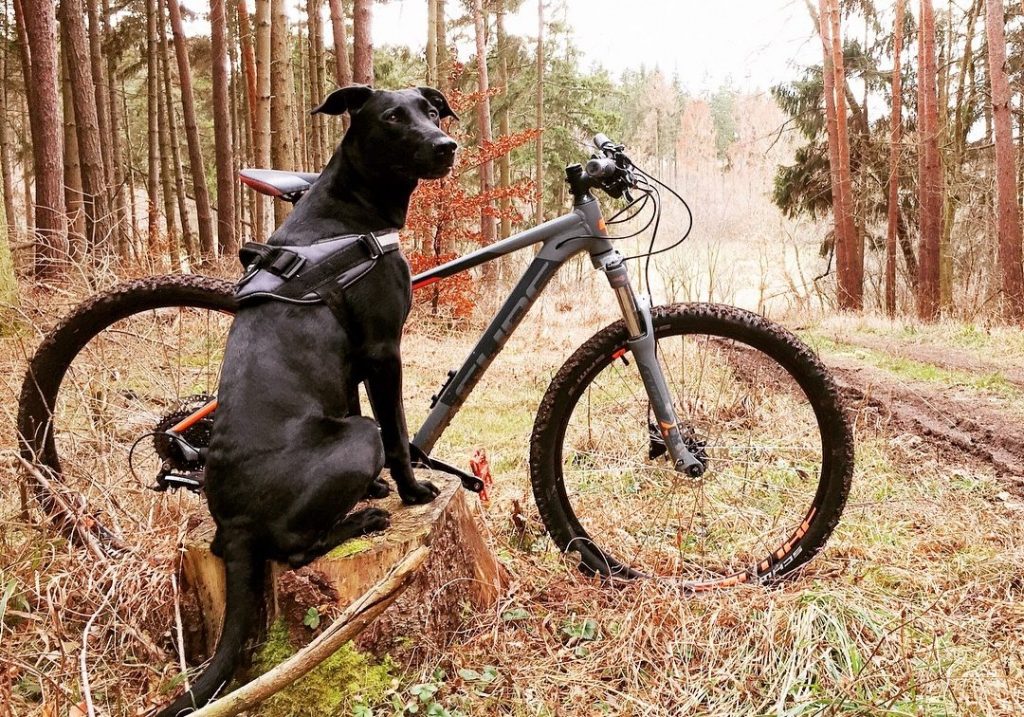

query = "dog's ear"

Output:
[[417, 86, 459, 121], [310, 85, 374, 116]]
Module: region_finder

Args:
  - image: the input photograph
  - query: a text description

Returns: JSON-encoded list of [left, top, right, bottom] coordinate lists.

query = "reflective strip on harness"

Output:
[[235, 231, 401, 306]]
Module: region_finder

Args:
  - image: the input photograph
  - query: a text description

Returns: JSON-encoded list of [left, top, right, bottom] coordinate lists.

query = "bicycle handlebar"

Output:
[[594, 133, 615, 153], [585, 157, 619, 179]]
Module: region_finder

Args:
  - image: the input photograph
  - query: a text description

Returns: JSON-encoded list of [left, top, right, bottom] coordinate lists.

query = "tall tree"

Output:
[[472, 0, 495, 245], [885, 0, 905, 316], [495, 1, 512, 239], [328, 0, 352, 87], [211, 0, 238, 255], [103, 0, 130, 257], [821, 0, 861, 309], [165, 0, 216, 261], [307, 0, 326, 165], [254, 0, 272, 241], [534, 0, 544, 224], [85, 0, 113, 207], [156, 50, 182, 269], [985, 0, 1024, 318], [270, 0, 297, 224], [237, 0, 259, 145], [159, 3, 198, 262], [60, 0, 113, 256], [353, 0, 373, 85], [146, 0, 161, 258], [15, 0, 66, 277], [436, 0, 446, 87], [0, 10, 16, 241], [917, 0, 943, 319], [60, 40, 86, 254], [427, 0, 437, 86]]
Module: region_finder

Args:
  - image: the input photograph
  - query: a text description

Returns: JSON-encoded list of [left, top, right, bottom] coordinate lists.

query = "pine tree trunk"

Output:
[[237, 0, 260, 148], [297, 21, 310, 168], [159, 18, 198, 263], [103, 0, 130, 259], [472, 0, 495, 247], [534, 0, 544, 225], [60, 40, 86, 258], [985, 0, 1024, 319], [60, 0, 113, 258], [211, 0, 238, 256], [146, 0, 161, 261], [426, 0, 437, 85], [885, 0, 905, 316], [825, 0, 861, 309], [0, 22, 16, 241], [85, 0, 113, 207], [352, 0, 372, 85], [435, 0, 446, 88], [270, 0, 296, 225], [496, 2, 511, 239], [15, 0, 66, 278], [328, 0, 351, 86], [307, 0, 325, 167], [255, 0, 272, 240], [917, 0, 944, 319], [156, 59, 182, 270], [165, 0, 216, 262]]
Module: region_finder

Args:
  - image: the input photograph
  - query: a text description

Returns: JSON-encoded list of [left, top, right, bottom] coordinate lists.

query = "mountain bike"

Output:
[[17, 134, 853, 588]]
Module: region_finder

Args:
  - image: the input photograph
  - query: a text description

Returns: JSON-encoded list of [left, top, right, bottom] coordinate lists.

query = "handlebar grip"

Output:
[[593, 133, 614, 152], [585, 157, 619, 179]]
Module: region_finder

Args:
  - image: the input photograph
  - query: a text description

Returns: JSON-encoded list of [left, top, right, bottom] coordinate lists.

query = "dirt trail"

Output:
[[825, 332, 1024, 388], [825, 354, 1024, 493]]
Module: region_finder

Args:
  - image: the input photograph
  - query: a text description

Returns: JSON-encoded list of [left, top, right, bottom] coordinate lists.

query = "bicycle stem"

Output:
[[602, 258, 706, 478]]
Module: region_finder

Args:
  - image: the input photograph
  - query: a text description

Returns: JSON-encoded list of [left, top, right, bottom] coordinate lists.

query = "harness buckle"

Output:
[[268, 250, 306, 279], [360, 232, 384, 260]]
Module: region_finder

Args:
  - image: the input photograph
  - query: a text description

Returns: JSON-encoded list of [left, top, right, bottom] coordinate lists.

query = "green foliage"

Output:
[[249, 620, 394, 717]]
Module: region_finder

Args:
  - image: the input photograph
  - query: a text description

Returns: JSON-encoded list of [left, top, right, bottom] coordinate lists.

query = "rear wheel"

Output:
[[17, 275, 236, 554], [530, 303, 853, 587]]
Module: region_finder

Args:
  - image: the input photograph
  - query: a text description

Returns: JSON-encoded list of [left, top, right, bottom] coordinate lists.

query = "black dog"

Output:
[[156, 85, 458, 717]]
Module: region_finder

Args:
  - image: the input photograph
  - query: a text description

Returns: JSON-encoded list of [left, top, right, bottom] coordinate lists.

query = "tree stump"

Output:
[[180, 474, 507, 664]]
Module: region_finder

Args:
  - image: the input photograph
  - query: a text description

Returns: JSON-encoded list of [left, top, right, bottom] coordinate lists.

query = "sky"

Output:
[[375, 0, 824, 93]]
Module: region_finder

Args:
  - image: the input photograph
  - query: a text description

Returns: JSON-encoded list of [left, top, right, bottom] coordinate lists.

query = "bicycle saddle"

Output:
[[239, 168, 321, 199]]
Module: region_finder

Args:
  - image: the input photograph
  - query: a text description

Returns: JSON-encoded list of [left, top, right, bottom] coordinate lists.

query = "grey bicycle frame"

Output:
[[409, 195, 705, 477]]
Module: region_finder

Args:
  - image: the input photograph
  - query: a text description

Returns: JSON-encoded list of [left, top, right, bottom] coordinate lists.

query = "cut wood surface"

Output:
[[181, 474, 507, 660]]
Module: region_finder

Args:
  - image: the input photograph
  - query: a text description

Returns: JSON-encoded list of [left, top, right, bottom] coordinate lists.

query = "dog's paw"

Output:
[[359, 507, 392, 533], [399, 479, 441, 505], [364, 477, 391, 500]]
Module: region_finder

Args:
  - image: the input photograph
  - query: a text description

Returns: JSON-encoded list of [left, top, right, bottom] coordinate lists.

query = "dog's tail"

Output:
[[155, 536, 264, 717]]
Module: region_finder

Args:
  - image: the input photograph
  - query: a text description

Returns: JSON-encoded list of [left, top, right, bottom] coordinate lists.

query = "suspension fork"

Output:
[[601, 256, 706, 478]]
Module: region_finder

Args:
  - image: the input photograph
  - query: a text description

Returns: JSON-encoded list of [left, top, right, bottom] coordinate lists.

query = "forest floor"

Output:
[[2, 277, 1024, 716]]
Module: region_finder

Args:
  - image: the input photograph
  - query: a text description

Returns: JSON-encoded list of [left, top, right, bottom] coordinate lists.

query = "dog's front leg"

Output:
[[365, 345, 439, 504]]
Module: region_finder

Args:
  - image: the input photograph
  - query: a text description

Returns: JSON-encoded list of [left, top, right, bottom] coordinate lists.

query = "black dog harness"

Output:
[[235, 230, 401, 315]]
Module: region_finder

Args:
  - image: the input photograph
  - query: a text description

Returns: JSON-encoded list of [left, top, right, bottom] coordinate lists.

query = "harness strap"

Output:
[[235, 230, 401, 308], [272, 233, 396, 301]]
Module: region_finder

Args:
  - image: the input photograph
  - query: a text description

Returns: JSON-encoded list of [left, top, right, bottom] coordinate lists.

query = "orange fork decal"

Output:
[[170, 399, 219, 433]]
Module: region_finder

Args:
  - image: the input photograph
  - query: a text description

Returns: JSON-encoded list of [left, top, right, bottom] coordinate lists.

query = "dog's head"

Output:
[[312, 85, 459, 181]]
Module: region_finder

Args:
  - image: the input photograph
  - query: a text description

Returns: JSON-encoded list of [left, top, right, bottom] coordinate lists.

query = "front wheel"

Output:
[[530, 303, 853, 587]]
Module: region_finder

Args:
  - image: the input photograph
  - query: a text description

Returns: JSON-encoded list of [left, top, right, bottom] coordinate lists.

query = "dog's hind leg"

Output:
[[285, 507, 391, 568], [155, 535, 264, 717]]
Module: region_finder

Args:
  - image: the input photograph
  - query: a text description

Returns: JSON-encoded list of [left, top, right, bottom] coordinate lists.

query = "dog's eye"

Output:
[[427, 108, 439, 120], [383, 111, 401, 123]]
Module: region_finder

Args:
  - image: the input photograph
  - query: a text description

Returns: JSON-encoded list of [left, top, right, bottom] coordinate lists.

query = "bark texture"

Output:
[[985, 0, 1024, 318], [917, 0, 944, 319], [165, 0, 216, 261]]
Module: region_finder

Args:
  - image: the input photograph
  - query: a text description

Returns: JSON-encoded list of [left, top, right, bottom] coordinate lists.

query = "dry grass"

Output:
[[3, 271, 1024, 716]]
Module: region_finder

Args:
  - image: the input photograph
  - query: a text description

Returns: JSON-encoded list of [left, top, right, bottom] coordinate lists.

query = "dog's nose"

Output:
[[434, 138, 458, 157]]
